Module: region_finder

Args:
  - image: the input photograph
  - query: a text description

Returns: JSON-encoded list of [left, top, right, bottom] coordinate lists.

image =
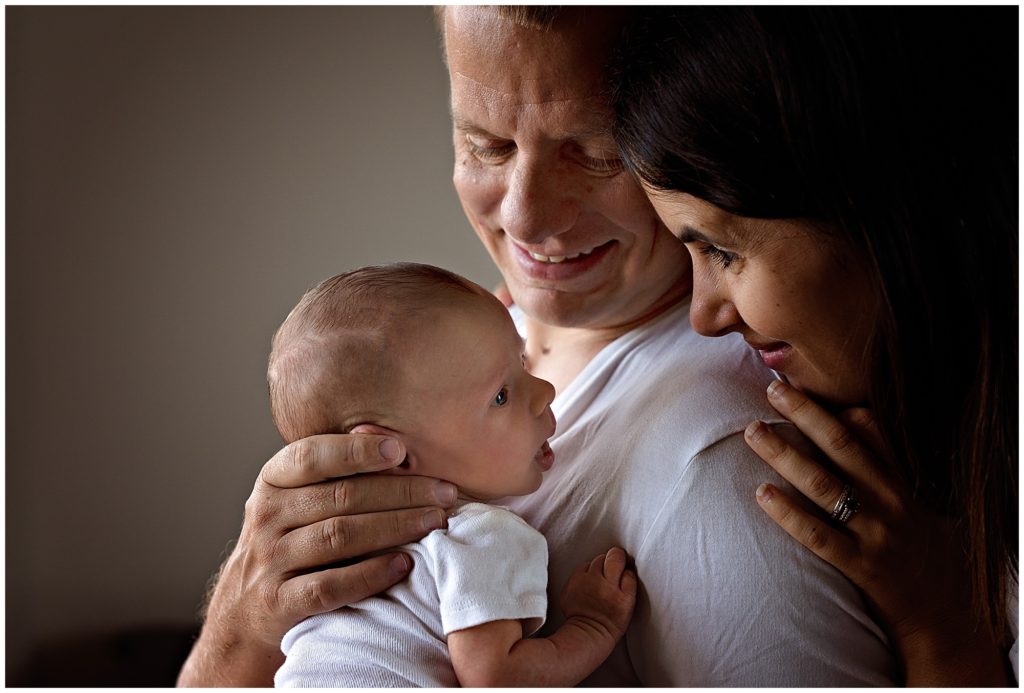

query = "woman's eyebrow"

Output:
[[678, 224, 713, 244]]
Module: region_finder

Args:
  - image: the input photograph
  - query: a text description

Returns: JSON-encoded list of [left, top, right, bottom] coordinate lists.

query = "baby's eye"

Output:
[[493, 386, 509, 407]]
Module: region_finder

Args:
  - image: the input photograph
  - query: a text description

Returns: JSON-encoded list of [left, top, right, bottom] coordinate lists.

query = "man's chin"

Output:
[[511, 289, 597, 328]]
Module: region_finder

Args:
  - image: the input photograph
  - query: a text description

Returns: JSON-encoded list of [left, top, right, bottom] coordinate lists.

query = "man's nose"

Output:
[[500, 156, 580, 244]]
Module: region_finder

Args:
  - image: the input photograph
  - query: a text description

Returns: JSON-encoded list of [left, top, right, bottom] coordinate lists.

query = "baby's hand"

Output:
[[559, 547, 637, 642]]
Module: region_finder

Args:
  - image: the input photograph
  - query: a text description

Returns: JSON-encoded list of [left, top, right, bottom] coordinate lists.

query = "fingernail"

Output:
[[389, 554, 411, 577], [745, 420, 766, 441], [433, 481, 458, 506], [767, 379, 786, 399], [756, 483, 774, 502], [422, 508, 446, 531], [379, 438, 402, 463]]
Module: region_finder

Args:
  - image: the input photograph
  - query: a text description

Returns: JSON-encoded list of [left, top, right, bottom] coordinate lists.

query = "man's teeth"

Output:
[[528, 249, 590, 263]]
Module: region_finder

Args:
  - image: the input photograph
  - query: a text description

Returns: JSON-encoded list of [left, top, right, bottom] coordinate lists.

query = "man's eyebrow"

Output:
[[451, 115, 492, 135], [451, 115, 614, 141]]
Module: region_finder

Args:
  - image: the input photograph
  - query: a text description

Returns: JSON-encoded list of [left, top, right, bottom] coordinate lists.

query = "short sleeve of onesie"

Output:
[[421, 502, 549, 636]]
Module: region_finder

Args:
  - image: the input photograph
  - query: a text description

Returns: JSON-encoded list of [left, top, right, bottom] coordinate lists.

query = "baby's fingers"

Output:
[[601, 547, 628, 582], [755, 483, 858, 573]]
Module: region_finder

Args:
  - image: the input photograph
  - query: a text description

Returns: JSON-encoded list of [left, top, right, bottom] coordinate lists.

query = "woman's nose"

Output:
[[500, 157, 580, 245], [689, 273, 742, 338]]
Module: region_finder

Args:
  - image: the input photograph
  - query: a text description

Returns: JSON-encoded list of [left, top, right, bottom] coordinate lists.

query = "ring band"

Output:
[[831, 484, 861, 525]]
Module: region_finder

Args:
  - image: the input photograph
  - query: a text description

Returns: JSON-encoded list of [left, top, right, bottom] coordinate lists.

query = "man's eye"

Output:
[[493, 386, 509, 407], [465, 135, 515, 161]]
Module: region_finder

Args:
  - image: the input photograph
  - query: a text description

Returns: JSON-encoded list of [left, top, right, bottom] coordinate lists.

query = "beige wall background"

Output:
[[7, 6, 499, 682]]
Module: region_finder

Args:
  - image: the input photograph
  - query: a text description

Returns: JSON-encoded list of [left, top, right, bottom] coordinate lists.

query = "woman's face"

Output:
[[645, 190, 879, 406]]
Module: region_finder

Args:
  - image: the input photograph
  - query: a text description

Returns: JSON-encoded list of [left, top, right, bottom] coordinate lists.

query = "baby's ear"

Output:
[[349, 423, 413, 473]]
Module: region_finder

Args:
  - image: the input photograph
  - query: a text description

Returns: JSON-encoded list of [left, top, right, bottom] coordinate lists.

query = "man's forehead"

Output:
[[449, 70, 605, 109], [451, 108, 613, 141], [444, 6, 617, 106]]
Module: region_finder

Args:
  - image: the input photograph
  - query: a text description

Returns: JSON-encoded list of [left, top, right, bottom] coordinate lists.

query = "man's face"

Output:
[[444, 7, 691, 330]]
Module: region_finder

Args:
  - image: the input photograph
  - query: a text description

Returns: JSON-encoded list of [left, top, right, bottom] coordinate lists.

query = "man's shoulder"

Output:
[[607, 316, 782, 440]]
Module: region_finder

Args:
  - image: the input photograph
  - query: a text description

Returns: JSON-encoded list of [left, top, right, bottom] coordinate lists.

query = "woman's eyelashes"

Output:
[[574, 149, 623, 175], [697, 242, 739, 269]]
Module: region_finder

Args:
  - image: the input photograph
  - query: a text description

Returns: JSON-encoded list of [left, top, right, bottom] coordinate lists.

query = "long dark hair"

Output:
[[612, 7, 1017, 643]]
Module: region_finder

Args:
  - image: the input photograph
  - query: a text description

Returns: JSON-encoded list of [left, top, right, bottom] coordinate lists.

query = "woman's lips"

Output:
[[753, 343, 793, 372], [510, 238, 616, 281]]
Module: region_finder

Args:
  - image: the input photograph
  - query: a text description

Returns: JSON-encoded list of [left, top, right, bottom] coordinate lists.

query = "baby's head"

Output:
[[268, 263, 556, 500]]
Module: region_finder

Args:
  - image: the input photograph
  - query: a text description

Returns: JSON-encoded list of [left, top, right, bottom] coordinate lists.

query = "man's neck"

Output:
[[523, 290, 690, 396]]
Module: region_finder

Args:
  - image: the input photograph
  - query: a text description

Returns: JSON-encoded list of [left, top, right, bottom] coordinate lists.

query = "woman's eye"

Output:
[[465, 135, 515, 162], [580, 154, 624, 175], [698, 243, 738, 269], [493, 386, 509, 407]]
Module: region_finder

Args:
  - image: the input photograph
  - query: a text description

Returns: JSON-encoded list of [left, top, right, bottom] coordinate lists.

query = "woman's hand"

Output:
[[744, 379, 1009, 686], [176, 433, 458, 687]]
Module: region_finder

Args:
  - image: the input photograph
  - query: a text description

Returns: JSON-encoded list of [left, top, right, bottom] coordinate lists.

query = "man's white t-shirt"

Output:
[[506, 299, 897, 686]]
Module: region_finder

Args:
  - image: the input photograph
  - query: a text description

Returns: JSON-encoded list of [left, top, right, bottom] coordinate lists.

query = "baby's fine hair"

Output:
[[268, 262, 485, 443]]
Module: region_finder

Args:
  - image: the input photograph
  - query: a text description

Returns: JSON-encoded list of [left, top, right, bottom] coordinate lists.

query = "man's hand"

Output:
[[176, 433, 457, 687]]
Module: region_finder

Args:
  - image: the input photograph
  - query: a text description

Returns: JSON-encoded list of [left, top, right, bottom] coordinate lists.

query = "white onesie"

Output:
[[274, 502, 547, 687]]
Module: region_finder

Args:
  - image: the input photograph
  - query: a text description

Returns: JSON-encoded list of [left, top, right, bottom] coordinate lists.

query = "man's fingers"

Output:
[[745, 419, 848, 515], [278, 553, 412, 621], [755, 483, 858, 572], [261, 434, 406, 489], [279, 508, 448, 571], [279, 476, 457, 530]]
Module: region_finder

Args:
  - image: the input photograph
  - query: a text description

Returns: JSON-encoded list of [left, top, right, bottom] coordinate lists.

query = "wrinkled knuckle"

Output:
[[806, 469, 838, 500], [402, 479, 418, 508], [333, 480, 353, 513], [322, 517, 350, 552], [801, 523, 830, 552], [288, 438, 319, 479], [262, 580, 284, 615], [391, 511, 409, 541], [825, 422, 856, 452], [244, 494, 277, 530], [774, 499, 796, 525], [304, 574, 338, 612], [788, 393, 812, 415]]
